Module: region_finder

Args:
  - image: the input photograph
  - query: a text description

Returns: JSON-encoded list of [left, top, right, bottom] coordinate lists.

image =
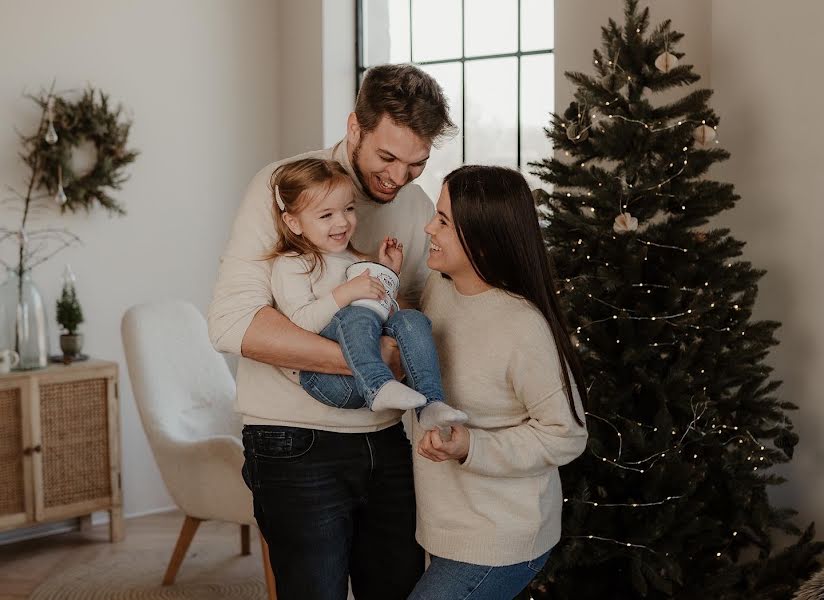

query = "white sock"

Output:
[[371, 380, 427, 412], [419, 401, 468, 433]]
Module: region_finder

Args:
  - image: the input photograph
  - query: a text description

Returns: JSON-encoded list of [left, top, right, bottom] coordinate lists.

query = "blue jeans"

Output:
[[300, 306, 445, 411], [241, 423, 424, 600], [407, 550, 551, 600]]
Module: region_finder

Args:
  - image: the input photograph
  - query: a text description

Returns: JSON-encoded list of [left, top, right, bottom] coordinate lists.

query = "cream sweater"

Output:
[[413, 274, 588, 566], [270, 251, 360, 335], [207, 141, 433, 432]]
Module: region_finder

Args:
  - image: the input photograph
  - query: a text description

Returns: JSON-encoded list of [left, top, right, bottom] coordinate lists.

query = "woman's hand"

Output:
[[378, 236, 404, 273], [332, 270, 386, 307], [417, 425, 470, 463]]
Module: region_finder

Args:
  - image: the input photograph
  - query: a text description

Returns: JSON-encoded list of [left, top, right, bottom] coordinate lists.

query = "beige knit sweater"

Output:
[[413, 273, 588, 566], [207, 141, 434, 432]]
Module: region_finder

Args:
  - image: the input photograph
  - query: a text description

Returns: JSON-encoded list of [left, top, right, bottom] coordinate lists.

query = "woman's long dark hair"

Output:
[[444, 165, 587, 426]]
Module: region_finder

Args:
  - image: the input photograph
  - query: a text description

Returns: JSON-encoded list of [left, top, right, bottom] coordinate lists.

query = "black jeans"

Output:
[[241, 422, 424, 600]]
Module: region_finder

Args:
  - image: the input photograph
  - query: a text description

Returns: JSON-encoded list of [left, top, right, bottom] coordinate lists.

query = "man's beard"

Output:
[[351, 139, 393, 204]]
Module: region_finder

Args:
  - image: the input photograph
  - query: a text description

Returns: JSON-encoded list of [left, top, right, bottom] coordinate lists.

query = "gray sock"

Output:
[[371, 380, 427, 411]]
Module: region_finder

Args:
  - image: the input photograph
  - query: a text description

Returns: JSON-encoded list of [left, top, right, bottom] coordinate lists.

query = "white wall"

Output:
[[711, 0, 824, 529], [278, 0, 325, 157], [0, 0, 280, 518], [277, 0, 356, 156], [322, 0, 357, 147]]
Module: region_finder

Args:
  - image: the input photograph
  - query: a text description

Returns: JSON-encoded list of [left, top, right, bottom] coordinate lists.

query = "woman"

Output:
[[408, 165, 589, 599]]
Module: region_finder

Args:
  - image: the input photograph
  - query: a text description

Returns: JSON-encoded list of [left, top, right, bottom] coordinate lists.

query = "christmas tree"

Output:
[[529, 1, 823, 598]]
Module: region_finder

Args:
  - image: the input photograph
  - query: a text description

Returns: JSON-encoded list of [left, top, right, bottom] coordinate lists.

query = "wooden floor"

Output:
[[0, 510, 257, 600]]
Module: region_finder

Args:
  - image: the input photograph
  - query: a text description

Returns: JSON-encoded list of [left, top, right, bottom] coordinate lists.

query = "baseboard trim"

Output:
[[0, 505, 178, 546], [125, 505, 178, 520]]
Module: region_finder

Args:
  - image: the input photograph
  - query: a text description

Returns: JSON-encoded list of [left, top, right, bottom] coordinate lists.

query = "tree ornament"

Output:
[[693, 124, 717, 147], [613, 212, 638, 233], [566, 123, 589, 143], [655, 51, 679, 73]]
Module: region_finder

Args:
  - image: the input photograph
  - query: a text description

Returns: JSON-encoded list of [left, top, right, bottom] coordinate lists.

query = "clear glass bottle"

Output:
[[0, 269, 48, 370]]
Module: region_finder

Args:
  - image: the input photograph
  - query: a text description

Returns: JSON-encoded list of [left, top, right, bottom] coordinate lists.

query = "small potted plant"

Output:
[[56, 280, 84, 362]]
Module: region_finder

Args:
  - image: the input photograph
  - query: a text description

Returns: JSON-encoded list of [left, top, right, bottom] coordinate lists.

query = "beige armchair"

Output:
[[121, 300, 275, 599]]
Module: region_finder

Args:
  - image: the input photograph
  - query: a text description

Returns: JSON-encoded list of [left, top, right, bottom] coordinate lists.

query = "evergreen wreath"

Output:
[[22, 87, 138, 215]]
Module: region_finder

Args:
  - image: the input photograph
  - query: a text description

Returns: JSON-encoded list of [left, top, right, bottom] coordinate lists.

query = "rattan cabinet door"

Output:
[[37, 378, 112, 519], [0, 381, 33, 528]]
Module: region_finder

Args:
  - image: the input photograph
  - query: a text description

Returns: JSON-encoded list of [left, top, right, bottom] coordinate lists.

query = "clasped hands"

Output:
[[380, 327, 469, 464]]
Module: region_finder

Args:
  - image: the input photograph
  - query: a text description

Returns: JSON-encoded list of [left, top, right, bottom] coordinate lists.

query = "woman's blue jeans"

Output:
[[407, 550, 551, 600], [300, 306, 445, 410]]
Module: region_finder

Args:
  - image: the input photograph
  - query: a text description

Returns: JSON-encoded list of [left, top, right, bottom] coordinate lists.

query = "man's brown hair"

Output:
[[355, 64, 456, 145]]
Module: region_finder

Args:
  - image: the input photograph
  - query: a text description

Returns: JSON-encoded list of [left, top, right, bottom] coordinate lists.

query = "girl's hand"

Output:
[[417, 425, 470, 463], [378, 237, 404, 273], [332, 270, 386, 307]]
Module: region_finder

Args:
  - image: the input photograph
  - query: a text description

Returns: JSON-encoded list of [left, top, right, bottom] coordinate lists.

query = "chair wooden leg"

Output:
[[162, 516, 203, 586], [259, 531, 277, 600], [241, 524, 251, 555]]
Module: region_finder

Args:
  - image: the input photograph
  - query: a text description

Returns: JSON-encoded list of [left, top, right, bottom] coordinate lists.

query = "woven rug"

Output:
[[29, 547, 267, 600]]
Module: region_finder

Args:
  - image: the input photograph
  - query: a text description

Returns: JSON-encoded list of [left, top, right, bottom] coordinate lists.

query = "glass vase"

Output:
[[0, 269, 49, 370]]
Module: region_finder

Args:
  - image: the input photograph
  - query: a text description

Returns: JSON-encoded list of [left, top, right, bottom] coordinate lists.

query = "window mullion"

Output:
[[408, 0, 413, 63], [461, 0, 466, 164], [517, 0, 522, 170]]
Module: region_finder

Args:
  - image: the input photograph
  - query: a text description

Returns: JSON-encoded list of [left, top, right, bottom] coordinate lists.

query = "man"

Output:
[[208, 64, 455, 600]]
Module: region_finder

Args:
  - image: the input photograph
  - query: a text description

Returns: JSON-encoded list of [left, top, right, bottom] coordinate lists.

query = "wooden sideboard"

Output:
[[0, 360, 123, 541]]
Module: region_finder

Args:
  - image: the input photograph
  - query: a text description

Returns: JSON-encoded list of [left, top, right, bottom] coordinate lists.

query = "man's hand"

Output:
[[417, 425, 470, 463], [380, 335, 404, 381], [378, 236, 404, 274]]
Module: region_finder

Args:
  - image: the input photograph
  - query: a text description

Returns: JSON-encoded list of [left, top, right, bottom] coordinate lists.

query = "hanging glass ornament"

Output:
[[44, 96, 58, 144], [54, 184, 68, 206], [54, 165, 68, 206], [44, 121, 58, 144]]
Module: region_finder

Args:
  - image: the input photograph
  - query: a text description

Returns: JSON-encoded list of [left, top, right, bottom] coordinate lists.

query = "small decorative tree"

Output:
[[56, 281, 84, 360]]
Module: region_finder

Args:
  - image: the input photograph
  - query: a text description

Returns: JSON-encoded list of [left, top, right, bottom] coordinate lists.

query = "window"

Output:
[[357, 0, 555, 200]]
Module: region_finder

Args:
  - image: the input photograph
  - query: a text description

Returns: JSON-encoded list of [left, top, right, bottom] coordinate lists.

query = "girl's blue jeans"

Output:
[[300, 306, 445, 411], [407, 550, 551, 600]]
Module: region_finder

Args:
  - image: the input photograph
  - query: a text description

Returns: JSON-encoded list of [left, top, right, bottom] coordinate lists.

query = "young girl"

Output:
[[408, 165, 589, 599], [266, 158, 467, 432]]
